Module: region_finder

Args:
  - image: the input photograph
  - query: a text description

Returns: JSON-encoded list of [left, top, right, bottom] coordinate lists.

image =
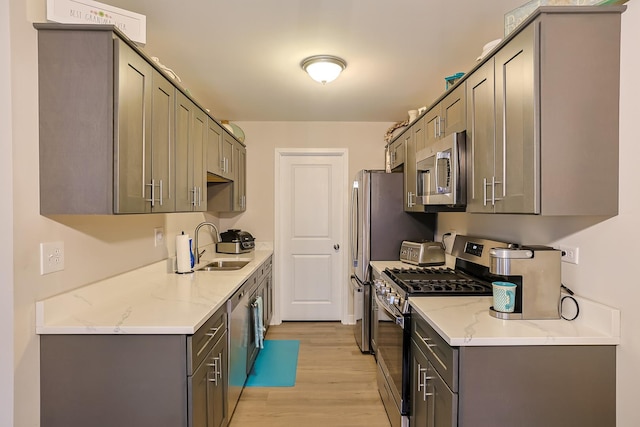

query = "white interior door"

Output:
[[276, 149, 347, 321]]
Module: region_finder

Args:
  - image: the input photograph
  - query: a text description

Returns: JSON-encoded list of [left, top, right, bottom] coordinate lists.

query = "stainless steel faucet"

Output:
[[194, 222, 221, 265]]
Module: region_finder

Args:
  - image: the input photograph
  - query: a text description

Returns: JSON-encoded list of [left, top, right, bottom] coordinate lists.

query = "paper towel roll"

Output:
[[176, 234, 192, 273]]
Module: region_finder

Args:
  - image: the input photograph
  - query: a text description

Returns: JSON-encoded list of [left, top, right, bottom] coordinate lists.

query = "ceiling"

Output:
[[104, 0, 526, 122]]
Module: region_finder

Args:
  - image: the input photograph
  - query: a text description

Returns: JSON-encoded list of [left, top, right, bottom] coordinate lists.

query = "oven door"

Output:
[[374, 290, 410, 421]]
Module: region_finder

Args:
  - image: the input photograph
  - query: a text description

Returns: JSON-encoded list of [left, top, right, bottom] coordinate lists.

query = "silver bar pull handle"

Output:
[[145, 179, 156, 206], [417, 363, 427, 393], [158, 180, 163, 206], [483, 177, 489, 206]]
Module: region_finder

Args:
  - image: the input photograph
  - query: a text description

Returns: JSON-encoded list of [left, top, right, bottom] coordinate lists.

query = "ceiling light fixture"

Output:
[[301, 55, 347, 84]]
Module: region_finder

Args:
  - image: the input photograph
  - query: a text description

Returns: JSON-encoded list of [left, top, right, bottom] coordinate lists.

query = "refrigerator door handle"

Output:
[[349, 275, 363, 292], [350, 184, 359, 267]]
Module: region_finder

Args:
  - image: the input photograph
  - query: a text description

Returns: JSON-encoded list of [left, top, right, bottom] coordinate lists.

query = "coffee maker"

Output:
[[488, 245, 561, 320]]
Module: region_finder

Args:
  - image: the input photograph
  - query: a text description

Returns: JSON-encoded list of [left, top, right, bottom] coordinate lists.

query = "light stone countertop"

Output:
[[36, 248, 273, 335], [370, 260, 620, 346]]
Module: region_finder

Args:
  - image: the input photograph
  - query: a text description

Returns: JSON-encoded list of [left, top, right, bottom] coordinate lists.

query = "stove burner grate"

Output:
[[384, 267, 492, 296]]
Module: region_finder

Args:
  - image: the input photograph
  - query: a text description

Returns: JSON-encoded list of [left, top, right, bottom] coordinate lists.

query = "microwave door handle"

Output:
[[435, 151, 451, 193]]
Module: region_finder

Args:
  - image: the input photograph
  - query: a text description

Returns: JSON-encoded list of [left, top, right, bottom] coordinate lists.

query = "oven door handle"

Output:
[[374, 291, 405, 328], [350, 275, 364, 293]]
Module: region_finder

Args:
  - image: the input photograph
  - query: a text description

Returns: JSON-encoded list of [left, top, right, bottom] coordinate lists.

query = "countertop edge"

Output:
[[36, 249, 273, 335]]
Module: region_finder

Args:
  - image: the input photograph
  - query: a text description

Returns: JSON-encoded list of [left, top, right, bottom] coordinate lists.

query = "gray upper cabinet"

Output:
[[233, 143, 247, 212], [206, 120, 224, 178], [466, 6, 623, 215], [421, 83, 466, 153], [35, 24, 224, 215], [387, 137, 405, 171], [116, 45, 176, 213], [176, 92, 207, 212], [114, 39, 154, 213], [403, 124, 421, 212], [207, 130, 246, 213], [220, 132, 235, 181], [148, 69, 177, 213], [466, 59, 497, 214]]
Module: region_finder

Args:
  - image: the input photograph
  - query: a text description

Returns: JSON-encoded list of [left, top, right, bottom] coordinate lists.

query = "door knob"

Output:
[[334, 244, 340, 250]]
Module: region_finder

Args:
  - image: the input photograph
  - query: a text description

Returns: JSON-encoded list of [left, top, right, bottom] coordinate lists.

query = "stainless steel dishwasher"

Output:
[[227, 282, 250, 418]]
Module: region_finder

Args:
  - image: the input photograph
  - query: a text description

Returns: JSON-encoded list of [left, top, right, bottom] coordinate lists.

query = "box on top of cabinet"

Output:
[[504, 0, 628, 35]]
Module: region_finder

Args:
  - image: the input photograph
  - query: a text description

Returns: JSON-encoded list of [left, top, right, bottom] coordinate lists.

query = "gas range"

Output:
[[375, 235, 512, 315]]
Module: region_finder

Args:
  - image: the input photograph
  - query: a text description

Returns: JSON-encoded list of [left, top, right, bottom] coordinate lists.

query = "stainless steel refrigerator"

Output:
[[349, 170, 436, 353]]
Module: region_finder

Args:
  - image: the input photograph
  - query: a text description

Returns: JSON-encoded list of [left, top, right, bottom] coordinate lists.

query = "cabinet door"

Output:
[[411, 340, 429, 427], [176, 93, 208, 212], [151, 70, 176, 213], [233, 143, 247, 211], [404, 128, 421, 212], [441, 83, 466, 137], [207, 119, 224, 177], [265, 273, 273, 329], [221, 132, 235, 180], [414, 116, 427, 152], [190, 354, 212, 427], [426, 361, 457, 427], [389, 138, 405, 169], [192, 108, 208, 212], [115, 39, 153, 213], [495, 24, 537, 214], [424, 107, 441, 148], [175, 93, 195, 211], [465, 59, 496, 213], [210, 332, 228, 427]]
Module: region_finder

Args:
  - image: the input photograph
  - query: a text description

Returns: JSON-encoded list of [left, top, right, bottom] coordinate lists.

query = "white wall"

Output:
[[438, 2, 640, 425], [1, 0, 14, 424], [218, 121, 391, 239]]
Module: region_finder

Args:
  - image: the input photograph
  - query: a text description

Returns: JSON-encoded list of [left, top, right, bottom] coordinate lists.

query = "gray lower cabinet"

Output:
[[466, 7, 623, 215], [410, 313, 615, 427], [40, 306, 228, 427]]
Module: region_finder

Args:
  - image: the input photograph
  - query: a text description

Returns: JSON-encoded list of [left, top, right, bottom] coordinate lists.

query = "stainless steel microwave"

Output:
[[416, 131, 466, 207]]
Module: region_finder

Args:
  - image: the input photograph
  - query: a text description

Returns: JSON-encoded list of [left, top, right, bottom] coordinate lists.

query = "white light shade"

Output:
[[301, 55, 347, 84]]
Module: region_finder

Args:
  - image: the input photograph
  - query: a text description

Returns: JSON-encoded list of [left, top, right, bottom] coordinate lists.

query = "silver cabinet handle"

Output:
[[146, 179, 156, 206], [417, 363, 427, 394], [158, 180, 163, 206], [407, 191, 415, 208], [483, 177, 489, 206]]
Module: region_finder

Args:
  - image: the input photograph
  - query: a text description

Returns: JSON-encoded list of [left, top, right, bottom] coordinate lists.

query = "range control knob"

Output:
[[388, 293, 398, 304]]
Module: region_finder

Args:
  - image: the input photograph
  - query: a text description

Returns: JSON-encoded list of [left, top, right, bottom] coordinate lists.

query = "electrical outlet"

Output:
[[558, 245, 579, 264], [154, 227, 165, 247], [40, 241, 65, 275]]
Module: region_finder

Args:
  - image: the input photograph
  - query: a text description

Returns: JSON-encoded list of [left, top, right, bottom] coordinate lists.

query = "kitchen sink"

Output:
[[196, 260, 250, 271]]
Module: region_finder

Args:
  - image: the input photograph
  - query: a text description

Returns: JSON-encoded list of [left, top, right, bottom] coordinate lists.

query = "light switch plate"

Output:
[[40, 241, 65, 275]]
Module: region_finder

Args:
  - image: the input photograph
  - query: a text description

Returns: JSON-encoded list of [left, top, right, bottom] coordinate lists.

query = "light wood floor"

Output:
[[229, 322, 391, 427]]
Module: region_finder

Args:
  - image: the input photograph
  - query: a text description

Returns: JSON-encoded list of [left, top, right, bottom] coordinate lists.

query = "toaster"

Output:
[[216, 229, 255, 254], [399, 241, 445, 266]]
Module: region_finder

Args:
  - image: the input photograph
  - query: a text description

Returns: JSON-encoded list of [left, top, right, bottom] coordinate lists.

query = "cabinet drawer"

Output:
[[188, 305, 227, 374], [412, 315, 458, 391]]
